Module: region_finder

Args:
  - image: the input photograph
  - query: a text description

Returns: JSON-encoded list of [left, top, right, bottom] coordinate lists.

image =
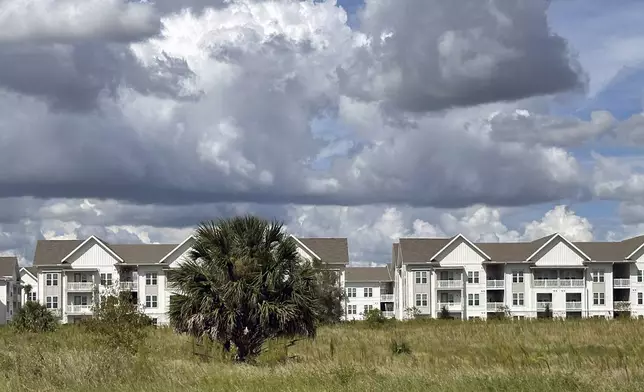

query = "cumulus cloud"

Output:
[[0, 0, 161, 44], [340, 0, 585, 112]]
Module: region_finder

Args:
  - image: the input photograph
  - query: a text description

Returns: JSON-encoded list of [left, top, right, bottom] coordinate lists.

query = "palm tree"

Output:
[[168, 215, 322, 362], [23, 284, 32, 302]]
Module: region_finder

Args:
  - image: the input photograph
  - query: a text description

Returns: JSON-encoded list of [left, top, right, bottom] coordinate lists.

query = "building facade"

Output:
[[30, 235, 348, 325], [344, 266, 394, 320], [0, 257, 20, 324], [393, 233, 644, 320]]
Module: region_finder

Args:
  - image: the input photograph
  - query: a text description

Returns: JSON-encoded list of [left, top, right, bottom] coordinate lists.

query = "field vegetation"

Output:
[[2, 318, 644, 391]]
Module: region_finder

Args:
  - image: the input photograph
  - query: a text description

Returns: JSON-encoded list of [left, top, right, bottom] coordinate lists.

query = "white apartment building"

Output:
[[30, 235, 349, 325], [19, 267, 38, 304], [0, 257, 20, 324], [393, 233, 644, 320], [344, 266, 394, 320]]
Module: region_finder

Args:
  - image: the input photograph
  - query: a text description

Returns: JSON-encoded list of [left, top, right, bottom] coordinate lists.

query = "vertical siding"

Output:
[[68, 242, 120, 267], [437, 241, 485, 265], [533, 240, 584, 266]]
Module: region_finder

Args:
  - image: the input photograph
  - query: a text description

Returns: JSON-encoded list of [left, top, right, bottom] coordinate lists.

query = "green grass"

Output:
[[2, 318, 644, 391]]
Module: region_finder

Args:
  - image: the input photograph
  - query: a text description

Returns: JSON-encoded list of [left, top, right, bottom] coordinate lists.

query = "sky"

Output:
[[1, 0, 644, 266]]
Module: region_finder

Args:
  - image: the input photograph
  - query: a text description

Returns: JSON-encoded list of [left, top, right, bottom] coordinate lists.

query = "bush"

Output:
[[439, 305, 451, 319], [82, 290, 152, 354], [11, 301, 58, 333], [364, 308, 386, 326], [389, 338, 412, 355]]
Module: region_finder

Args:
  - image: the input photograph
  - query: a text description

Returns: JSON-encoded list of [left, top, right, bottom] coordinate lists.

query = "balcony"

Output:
[[67, 282, 94, 291], [559, 279, 584, 288], [614, 279, 630, 288], [533, 279, 559, 288], [67, 305, 93, 314], [119, 281, 138, 291], [437, 280, 463, 289], [487, 302, 506, 312], [536, 301, 552, 311], [486, 280, 504, 289], [566, 301, 582, 310], [380, 294, 394, 302], [382, 311, 394, 318], [614, 301, 631, 311]]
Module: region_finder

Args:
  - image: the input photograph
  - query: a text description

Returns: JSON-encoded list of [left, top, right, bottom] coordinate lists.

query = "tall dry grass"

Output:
[[1, 318, 644, 391]]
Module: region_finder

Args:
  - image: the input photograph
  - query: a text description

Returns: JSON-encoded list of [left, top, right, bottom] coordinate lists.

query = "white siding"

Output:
[[20, 272, 38, 303], [437, 240, 485, 265], [68, 241, 120, 267], [344, 282, 382, 321], [534, 240, 584, 266]]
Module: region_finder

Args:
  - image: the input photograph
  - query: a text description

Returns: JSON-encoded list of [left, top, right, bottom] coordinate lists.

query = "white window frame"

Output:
[[347, 305, 357, 315], [145, 295, 158, 308], [638, 270, 643, 283], [512, 271, 524, 283], [45, 273, 58, 286], [363, 305, 373, 314], [46, 296, 58, 309], [415, 271, 428, 284], [593, 292, 605, 305], [467, 271, 480, 284], [346, 287, 356, 298], [592, 270, 605, 283], [512, 293, 524, 306], [639, 292, 643, 305], [364, 287, 373, 298], [100, 273, 113, 286], [146, 273, 158, 286]]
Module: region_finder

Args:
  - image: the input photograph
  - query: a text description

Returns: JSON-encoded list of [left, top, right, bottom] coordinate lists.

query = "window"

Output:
[[346, 288, 356, 298], [440, 292, 454, 304], [46, 296, 58, 309], [467, 293, 480, 306], [28, 292, 37, 302], [415, 293, 428, 307], [145, 295, 158, 308], [364, 287, 373, 297], [363, 305, 373, 314], [73, 273, 88, 283], [639, 293, 643, 305], [73, 295, 88, 306], [512, 271, 524, 283], [591, 270, 605, 283], [593, 292, 605, 305], [45, 273, 58, 286], [146, 273, 158, 285], [347, 305, 357, 315], [467, 271, 480, 284], [638, 270, 643, 283], [100, 273, 113, 286], [512, 293, 524, 306], [415, 271, 428, 284]]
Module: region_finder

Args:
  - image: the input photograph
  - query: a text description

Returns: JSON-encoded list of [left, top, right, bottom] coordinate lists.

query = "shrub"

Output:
[[82, 290, 152, 354], [439, 305, 451, 319], [390, 338, 412, 355], [11, 301, 58, 333], [364, 308, 386, 326]]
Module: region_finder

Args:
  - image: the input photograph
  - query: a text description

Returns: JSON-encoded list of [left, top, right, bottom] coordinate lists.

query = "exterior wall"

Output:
[[533, 239, 585, 266], [437, 240, 486, 265], [344, 282, 383, 320], [631, 263, 644, 317], [0, 281, 7, 324], [20, 272, 38, 304], [587, 263, 613, 317]]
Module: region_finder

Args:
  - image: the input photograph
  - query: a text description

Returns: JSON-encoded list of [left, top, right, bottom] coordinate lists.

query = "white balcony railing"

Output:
[[382, 311, 394, 318], [566, 301, 582, 310], [614, 301, 631, 310], [67, 305, 93, 314], [486, 302, 505, 312], [437, 280, 463, 289], [533, 279, 559, 288], [67, 282, 94, 291], [486, 280, 504, 289], [380, 294, 394, 302], [119, 281, 138, 291], [437, 301, 462, 310], [559, 279, 584, 288], [537, 301, 553, 310], [614, 279, 630, 288]]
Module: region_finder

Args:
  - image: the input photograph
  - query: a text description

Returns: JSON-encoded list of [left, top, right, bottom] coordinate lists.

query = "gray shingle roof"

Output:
[[397, 234, 644, 264], [0, 257, 18, 279], [32, 239, 179, 266], [297, 238, 349, 265], [345, 266, 392, 282]]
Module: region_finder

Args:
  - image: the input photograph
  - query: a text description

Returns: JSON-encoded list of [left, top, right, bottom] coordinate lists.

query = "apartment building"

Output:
[[30, 235, 349, 325], [19, 267, 38, 304], [0, 256, 20, 324], [393, 233, 644, 320], [344, 266, 394, 320]]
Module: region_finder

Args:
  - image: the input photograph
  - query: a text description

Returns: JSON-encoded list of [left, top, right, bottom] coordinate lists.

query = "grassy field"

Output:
[[2, 319, 644, 391]]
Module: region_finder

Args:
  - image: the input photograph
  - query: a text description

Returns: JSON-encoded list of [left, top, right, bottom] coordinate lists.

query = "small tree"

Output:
[[404, 306, 420, 319], [82, 289, 152, 353], [439, 305, 451, 319], [364, 308, 386, 326], [22, 284, 33, 301], [12, 301, 58, 333], [544, 303, 553, 319], [315, 266, 345, 324]]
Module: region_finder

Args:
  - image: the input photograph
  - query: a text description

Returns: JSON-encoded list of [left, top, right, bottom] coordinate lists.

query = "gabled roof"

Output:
[[392, 243, 399, 266], [0, 256, 18, 279], [294, 237, 349, 265], [398, 238, 451, 264], [346, 266, 392, 282], [60, 236, 124, 264], [525, 233, 591, 261], [430, 233, 491, 261], [33, 239, 181, 266], [19, 266, 37, 280]]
